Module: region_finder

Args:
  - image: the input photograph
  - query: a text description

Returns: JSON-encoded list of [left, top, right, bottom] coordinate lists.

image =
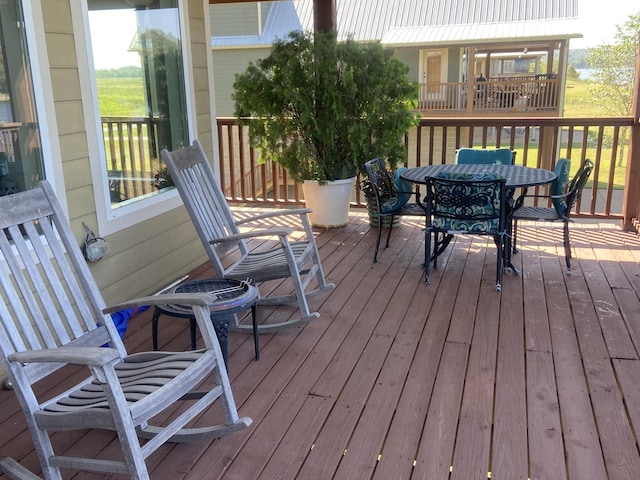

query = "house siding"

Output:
[[210, 2, 264, 36], [213, 47, 271, 116], [36, 0, 213, 305]]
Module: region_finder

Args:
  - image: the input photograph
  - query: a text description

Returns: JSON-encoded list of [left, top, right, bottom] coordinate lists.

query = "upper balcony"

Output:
[[417, 74, 560, 116]]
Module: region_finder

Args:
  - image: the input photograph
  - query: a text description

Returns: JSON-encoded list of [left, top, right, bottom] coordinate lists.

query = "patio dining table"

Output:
[[400, 163, 557, 273], [399, 163, 556, 189]]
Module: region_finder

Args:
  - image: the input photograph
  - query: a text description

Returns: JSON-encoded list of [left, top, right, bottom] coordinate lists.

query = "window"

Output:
[[0, 0, 45, 197], [87, 0, 189, 209]]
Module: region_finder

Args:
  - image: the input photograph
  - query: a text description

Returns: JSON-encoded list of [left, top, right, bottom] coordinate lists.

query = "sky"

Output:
[[573, 0, 640, 49], [90, 1, 640, 70]]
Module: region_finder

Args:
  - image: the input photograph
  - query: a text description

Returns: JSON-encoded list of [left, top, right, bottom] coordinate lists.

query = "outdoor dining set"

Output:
[[364, 148, 594, 292]]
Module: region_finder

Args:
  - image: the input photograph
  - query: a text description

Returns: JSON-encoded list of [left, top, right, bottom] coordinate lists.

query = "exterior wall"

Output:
[[394, 47, 420, 85], [212, 47, 271, 117], [40, 0, 212, 305], [448, 47, 461, 82], [210, 2, 262, 36]]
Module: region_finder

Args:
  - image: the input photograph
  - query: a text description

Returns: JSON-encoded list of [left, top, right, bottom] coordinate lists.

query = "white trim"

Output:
[[21, 0, 67, 214], [203, 0, 221, 173], [71, 0, 196, 236]]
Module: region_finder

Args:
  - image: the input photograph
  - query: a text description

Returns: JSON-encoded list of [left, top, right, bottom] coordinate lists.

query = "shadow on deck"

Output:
[[2, 210, 640, 480]]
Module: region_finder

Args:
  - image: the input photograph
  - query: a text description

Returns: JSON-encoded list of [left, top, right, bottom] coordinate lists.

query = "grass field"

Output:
[[563, 77, 600, 117], [97, 77, 146, 117], [96, 76, 603, 119], [96, 75, 627, 189]]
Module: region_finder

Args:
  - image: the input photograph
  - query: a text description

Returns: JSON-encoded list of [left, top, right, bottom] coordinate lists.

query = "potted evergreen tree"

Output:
[[233, 30, 419, 227]]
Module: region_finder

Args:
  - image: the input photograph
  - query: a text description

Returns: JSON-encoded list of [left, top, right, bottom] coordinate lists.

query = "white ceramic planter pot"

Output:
[[302, 177, 356, 228]]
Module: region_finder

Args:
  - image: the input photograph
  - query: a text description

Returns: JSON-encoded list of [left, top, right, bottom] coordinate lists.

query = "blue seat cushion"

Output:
[[551, 158, 571, 216], [431, 172, 503, 232], [456, 148, 514, 165], [381, 167, 413, 213]]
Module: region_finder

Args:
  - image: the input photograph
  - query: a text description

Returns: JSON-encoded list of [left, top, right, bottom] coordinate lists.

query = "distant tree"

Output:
[[567, 65, 581, 81], [586, 13, 639, 116], [586, 12, 640, 165]]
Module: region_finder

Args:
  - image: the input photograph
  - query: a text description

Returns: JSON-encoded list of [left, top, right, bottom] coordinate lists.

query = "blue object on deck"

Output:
[[110, 306, 149, 339]]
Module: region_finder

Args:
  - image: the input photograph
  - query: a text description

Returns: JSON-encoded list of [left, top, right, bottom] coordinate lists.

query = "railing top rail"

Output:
[[416, 116, 635, 127]]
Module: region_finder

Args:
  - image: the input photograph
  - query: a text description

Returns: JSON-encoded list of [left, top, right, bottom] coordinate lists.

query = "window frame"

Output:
[[13, 0, 67, 213], [71, 0, 197, 236]]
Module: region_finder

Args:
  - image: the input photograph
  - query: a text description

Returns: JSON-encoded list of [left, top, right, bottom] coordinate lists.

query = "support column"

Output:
[[314, 0, 336, 32], [621, 35, 640, 231]]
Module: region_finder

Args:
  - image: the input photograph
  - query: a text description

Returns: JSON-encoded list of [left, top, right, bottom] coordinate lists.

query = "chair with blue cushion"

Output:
[[424, 172, 508, 291], [455, 147, 516, 165], [364, 157, 427, 262], [511, 158, 594, 274]]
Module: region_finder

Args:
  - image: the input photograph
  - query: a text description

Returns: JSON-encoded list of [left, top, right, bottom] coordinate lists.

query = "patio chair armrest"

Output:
[[209, 228, 293, 245], [9, 347, 120, 367], [103, 292, 220, 314], [235, 208, 312, 226]]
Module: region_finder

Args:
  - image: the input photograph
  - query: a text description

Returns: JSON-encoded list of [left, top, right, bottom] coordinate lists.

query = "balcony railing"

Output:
[[418, 75, 560, 114], [215, 116, 640, 231], [101, 116, 160, 203], [97, 115, 640, 232]]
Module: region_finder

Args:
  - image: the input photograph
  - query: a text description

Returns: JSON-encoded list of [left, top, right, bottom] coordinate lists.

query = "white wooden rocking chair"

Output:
[[161, 140, 335, 333], [0, 181, 251, 480]]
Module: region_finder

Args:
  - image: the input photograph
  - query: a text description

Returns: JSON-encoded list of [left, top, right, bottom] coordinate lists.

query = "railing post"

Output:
[[621, 36, 640, 232]]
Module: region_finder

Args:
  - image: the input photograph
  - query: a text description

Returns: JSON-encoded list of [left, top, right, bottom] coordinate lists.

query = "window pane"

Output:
[[88, 0, 188, 208], [0, 0, 45, 196]]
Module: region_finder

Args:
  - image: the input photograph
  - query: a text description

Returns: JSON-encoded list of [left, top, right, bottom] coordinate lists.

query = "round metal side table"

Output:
[[152, 278, 259, 368]]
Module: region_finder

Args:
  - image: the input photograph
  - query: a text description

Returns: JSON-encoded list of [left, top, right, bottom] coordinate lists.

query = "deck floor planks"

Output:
[[226, 222, 424, 479], [563, 260, 640, 479], [184, 217, 387, 479], [449, 251, 502, 480], [2, 215, 640, 480], [522, 224, 567, 479], [209, 220, 422, 480], [577, 225, 638, 360], [329, 233, 432, 479], [542, 251, 609, 479], [491, 241, 528, 479], [368, 236, 464, 480], [286, 231, 424, 478]]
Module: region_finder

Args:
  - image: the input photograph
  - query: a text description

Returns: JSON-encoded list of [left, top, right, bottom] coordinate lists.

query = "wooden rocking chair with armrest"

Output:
[[511, 158, 594, 275], [161, 140, 334, 333], [363, 158, 426, 262], [0, 181, 250, 480]]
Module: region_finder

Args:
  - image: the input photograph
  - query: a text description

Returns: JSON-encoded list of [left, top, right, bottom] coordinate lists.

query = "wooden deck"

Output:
[[2, 210, 640, 480]]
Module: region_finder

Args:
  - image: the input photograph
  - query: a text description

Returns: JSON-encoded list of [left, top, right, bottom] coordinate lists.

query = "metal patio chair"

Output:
[[512, 158, 594, 274], [363, 157, 426, 262], [424, 172, 508, 291], [0, 181, 250, 480], [161, 140, 334, 333]]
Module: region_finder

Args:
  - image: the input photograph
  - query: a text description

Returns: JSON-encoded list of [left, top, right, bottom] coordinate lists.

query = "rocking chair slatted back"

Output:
[[0, 181, 251, 480], [162, 140, 335, 332], [165, 144, 247, 273], [0, 185, 121, 385]]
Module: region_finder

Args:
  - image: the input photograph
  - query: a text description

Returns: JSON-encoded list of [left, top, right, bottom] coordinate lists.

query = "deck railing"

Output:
[[101, 116, 160, 203], [418, 76, 560, 114], [216, 116, 640, 230]]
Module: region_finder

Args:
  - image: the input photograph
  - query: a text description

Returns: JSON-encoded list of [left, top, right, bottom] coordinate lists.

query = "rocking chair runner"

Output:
[[0, 181, 250, 480], [161, 140, 334, 333]]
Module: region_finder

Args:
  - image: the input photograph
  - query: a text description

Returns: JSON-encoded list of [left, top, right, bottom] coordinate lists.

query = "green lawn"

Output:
[[96, 77, 146, 117]]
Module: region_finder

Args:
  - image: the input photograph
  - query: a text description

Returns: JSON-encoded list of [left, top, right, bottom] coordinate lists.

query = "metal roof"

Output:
[[293, 0, 579, 41], [382, 19, 582, 47], [212, 0, 581, 47]]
